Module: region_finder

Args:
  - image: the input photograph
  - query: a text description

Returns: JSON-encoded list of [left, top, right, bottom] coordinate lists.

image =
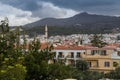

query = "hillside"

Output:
[[24, 12, 120, 36]]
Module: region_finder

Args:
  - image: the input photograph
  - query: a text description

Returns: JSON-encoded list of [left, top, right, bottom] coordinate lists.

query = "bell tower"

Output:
[[45, 24, 48, 42]]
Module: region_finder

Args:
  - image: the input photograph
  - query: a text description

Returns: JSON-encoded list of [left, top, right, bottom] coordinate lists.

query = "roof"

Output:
[[107, 43, 120, 47], [54, 45, 90, 50], [54, 45, 116, 50], [85, 46, 116, 50], [40, 42, 50, 49], [17, 42, 117, 51], [23, 42, 51, 50]]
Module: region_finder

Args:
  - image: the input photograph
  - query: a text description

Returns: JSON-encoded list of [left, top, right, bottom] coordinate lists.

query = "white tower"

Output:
[[45, 24, 48, 42]]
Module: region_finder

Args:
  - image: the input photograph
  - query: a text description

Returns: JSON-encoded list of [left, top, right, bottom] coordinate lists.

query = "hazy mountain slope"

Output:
[[24, 12, 120, 27], [24, 12, 120, 36]]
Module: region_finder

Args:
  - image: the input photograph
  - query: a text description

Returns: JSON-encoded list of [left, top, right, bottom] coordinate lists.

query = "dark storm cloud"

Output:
[[38, 0, 120, 16], [40, 0, 116, 10], [1, 0, 120, 18], [1, 0, 120, 26], [0, 0, 40, 11], [0, 0, 119, 11]]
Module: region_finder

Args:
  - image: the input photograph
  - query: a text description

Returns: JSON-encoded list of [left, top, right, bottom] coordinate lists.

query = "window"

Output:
[[71, 60, 75, 66], [91, 50, 97, 55], [53, 59, 57, 63], [54, 52, 57, 58], [117, 51, 120, 56], [76, 52, 81, 58], [83, 52, 86, 54], [71, 52, 74, 58], [87, 61, 91, 67], [101, 50, 106, 55], [58, 52, 63, 58], [104, 62, 110, 67]]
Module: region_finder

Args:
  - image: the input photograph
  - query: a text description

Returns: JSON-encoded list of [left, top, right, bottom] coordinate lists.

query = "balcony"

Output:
[[58, 55, 64, 59], [76, 55, 81, 58], [89, 66, 99, 70], [81, 54, 110, 59], [67, 55, 74, 58], [90, 67, 115, 71]]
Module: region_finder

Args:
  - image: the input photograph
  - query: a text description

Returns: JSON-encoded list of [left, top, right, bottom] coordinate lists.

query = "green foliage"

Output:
[[0, 17, 9, 34], [0, 64, 26, 80], [105, 67, 120, 79], [0, 19, 118, 80], [113, 62, 119, 67], [83, 71, 103, 80], [0, 18, 26, 80], [25, 24, 115, 37], [90, 34, 107, 48], [76, 60, 89, 71], [24, 39, 55, 80], [49, 64, 74, 80]]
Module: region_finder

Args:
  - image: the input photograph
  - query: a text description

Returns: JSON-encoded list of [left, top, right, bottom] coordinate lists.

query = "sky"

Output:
[[0, 0, 120, 26]]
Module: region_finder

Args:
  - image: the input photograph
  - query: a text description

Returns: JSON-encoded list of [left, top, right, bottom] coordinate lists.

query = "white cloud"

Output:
[[34, 1, 79, 18], [0, 2, 39, 26], [0, 1, 79, 26]]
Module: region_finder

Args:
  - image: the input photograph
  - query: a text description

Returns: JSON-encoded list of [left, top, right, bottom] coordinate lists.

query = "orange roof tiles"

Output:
[[107, 43, 120, 47], [54, 45, 91, 50], [16, 42, 117, 51], [40, 42, 50, 49], [54, 45, 116, 50], [22, 42, 50, 50]]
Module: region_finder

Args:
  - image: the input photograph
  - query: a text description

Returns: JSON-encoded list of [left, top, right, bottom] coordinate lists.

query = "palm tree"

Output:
[[90, 34, 107, 48]]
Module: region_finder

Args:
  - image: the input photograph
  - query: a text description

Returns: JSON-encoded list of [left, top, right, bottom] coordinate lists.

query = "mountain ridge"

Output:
[[24, 12, 120, 36], [24, 12, 120, 27]]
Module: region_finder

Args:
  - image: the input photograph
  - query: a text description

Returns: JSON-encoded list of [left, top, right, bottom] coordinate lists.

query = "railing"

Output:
[[58, 55, 64, 58], [76, 55, 81, 58], [67, 55, 74, 58], [81, 54, 110, 59]]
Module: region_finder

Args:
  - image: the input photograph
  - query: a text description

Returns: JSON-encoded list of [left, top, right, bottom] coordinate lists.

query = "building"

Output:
[[53, 45, 120, 73], [53, 45, 86, 66], [81, 46, 120, 73]]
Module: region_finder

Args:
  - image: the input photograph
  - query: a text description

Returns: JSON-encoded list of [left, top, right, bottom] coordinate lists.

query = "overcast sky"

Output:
[[0, 0, 120, 26]]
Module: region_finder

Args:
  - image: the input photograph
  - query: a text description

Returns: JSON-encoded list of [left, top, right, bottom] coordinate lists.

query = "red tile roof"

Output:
[[54, 45, 91, 50], [16, 42, 117, 51], [107, 43, 120, 47], [54, 45, 116, 50]]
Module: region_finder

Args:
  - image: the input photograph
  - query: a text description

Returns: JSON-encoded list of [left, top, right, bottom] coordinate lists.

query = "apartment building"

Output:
[[53, 45, 86, 66], [53, 45, 120, 73]]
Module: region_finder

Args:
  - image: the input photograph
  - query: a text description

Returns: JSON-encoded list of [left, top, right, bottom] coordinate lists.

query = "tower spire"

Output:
[[45, 24, 48, 42]]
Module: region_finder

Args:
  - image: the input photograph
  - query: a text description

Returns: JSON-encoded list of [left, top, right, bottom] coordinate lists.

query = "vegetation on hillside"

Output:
[[24, 25, 114, 37], [24, 12, 120, 36]]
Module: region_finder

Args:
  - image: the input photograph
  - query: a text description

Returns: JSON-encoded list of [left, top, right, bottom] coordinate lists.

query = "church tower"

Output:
[[45, 24, 48, 42]]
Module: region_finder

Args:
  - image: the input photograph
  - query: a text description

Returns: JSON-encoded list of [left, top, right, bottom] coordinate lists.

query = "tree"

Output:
[[113, 62, 119, 67], [83, 71, 103, 80], [0, 18, 26, 80], [24, 39, 55, 80], [76, 60, 89, 72], [105, 67, 120, 79], [49, 64, 73, 80], [0, 17, 9, 34], [0, 19, 106, 80], [90, 34, 107, 48]]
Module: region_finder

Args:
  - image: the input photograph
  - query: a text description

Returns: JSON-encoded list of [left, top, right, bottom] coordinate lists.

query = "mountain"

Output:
[[24, 12, 120, 27], [24, 12, 120, 36]]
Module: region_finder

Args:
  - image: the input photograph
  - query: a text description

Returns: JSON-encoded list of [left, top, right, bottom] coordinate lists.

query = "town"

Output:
[[19, 25, 120, 74], [1, 0, 120, 80]]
